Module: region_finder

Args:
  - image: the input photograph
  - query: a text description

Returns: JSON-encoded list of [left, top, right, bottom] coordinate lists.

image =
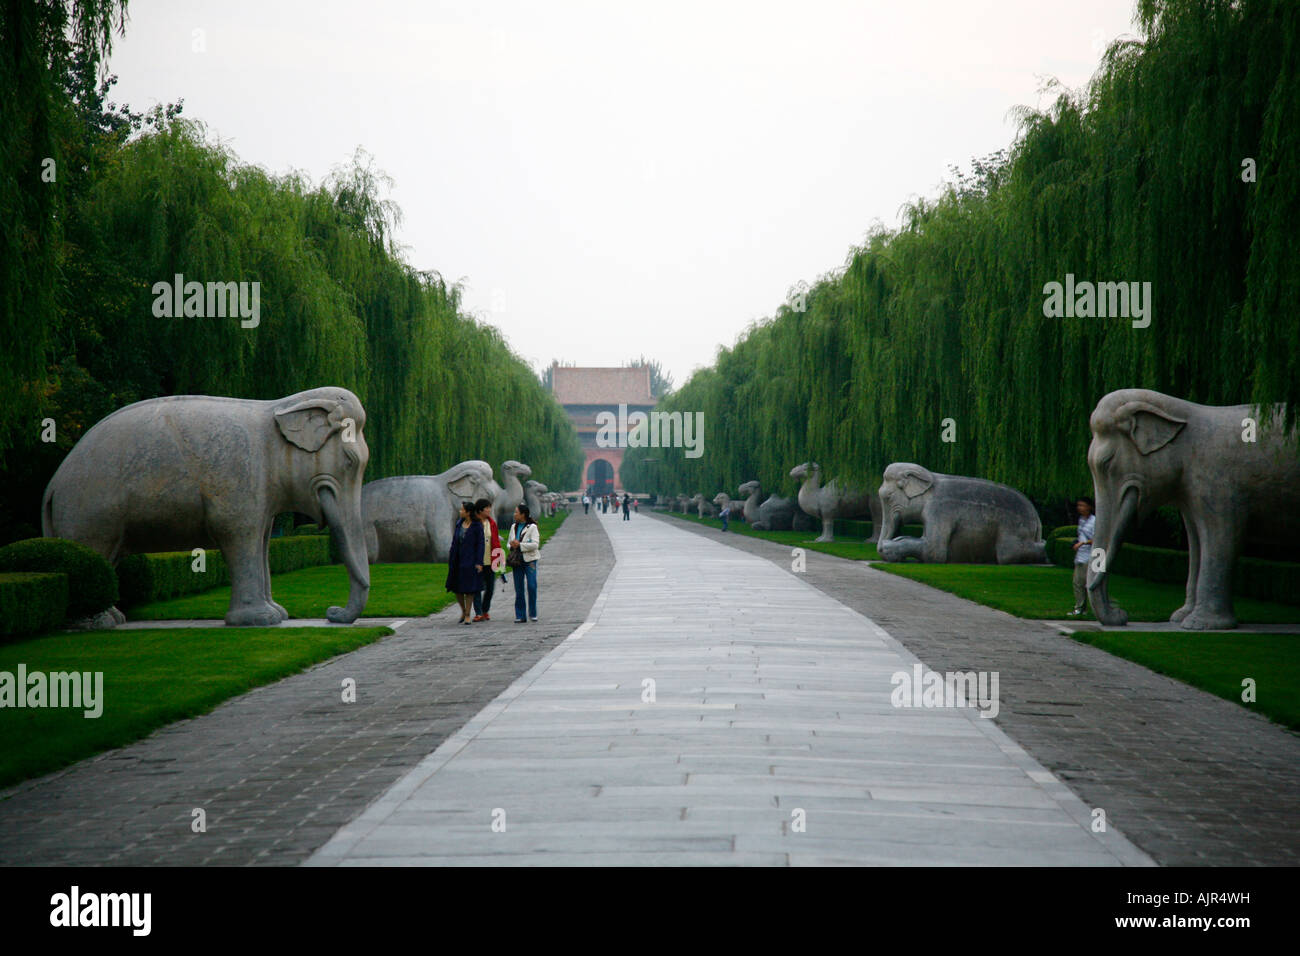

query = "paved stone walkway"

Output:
[[0, 512, 611, 865], [308, 510, 1151, 866], [640, 514, 1300, 866]]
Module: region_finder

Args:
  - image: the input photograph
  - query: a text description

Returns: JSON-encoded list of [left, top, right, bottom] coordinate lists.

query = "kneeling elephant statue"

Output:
[[877, 463, 1047, 564]]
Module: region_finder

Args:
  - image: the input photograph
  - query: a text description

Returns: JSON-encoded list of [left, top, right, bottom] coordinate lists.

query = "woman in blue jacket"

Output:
[[445, 500, 485, 624]]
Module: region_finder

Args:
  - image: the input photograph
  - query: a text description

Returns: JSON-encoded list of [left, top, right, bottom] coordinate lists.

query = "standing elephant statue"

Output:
[[1086, 389, 1300, 629], [792, 461, 882, 543], [495, 460, 531, 528], [362, 461, 498, 564], [43, 387, 372, 626], [876, 463, 1047, 564]]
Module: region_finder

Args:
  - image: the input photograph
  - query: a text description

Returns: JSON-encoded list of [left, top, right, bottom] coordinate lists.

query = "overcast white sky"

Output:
[[106, 0, 1140, 388]]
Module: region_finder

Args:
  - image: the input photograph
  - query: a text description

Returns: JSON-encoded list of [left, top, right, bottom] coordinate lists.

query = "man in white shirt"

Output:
[[1068, 497, 1096, 616], [582, 494, 590, 514]]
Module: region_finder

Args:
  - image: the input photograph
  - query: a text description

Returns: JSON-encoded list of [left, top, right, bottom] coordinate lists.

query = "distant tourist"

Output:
[[582, 494, 590, 514], [445, 500, 484, 625], [622, 493, 631, 521], [472, 498, 500, 622], [632, 498, 638, 513], [719, 503, 731, 532], [509, 503, 541, 622], [1067, 497, 1096, 617]]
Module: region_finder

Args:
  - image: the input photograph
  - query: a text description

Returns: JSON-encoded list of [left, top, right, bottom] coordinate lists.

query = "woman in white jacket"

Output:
[[509, 503, 541, 622]]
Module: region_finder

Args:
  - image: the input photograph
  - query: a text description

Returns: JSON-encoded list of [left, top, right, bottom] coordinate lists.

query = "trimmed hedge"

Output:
[[1047, 534, 1300, 607], [0, 538, 117, 618], [0, 572, 69, 637], [118, 535, 333, 607]]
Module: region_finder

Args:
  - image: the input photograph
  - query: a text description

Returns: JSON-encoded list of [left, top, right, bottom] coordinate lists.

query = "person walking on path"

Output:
[[719, 503, 731, 532], [445, 500, 485, 625], [1068, 497, 1096, 617], [472, 498, 501, 621], [509, 503, 541, 622], [622, 493, 631, 521], [582, 494, 590, 514]]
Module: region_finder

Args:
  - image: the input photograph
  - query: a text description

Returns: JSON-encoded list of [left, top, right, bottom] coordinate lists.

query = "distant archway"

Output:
[[587, 458, 615, 497]]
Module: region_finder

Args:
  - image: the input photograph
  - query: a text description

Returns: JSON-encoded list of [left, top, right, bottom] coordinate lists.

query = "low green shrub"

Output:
[[0, 572, 69, 637], [0, 538, 117, 618], [118, 535, 333, 607]]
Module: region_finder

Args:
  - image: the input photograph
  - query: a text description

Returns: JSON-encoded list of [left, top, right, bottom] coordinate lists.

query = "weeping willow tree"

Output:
[[0, 0, 128, 462], [3, 113, 580, 538], [624, 0, 1299, 514]]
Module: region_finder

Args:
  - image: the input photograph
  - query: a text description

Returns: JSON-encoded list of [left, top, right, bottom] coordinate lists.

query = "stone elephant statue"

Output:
[[876, 463, 1047, 564], [362, 461, 497, 564], [42, 387, 371, 626], [1086, 388, 1300, 630], [494, 460, 532, 528], [792, 461, 882, 542]]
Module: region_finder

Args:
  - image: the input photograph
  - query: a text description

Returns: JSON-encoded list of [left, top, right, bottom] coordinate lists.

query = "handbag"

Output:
[[506, 524, 526, 568]]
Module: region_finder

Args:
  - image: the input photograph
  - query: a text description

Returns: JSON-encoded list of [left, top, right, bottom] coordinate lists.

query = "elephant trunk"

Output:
[[318, 484, 370, 624], [1087, 485, 1138, 626], [878, 505, 899, 543]]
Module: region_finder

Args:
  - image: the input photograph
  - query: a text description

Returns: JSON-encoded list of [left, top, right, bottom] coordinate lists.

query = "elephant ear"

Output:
[[1118, 401, 1187, 455], [275, 398, 341, 452], [446, 464, 490, 499], [900, 469, 933, 499]]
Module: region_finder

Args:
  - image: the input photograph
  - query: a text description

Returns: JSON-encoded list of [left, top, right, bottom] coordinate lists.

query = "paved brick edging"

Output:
[[647, 513, 1300, 866], [0, 510, 614, 866]]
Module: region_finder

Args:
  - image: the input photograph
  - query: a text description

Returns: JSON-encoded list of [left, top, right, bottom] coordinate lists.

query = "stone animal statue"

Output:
[[738, 481, 764, 524], [690, 494, 717, 517], [1087, 389, 1300, 630], [43, 387, 371, 626], [712, 492, 744, 520], [495, 460, 532, 528], [876, 463, 1047, 565], [792, 461, 882, 543], [524, 480, 547, 519], [676, 494, 692, 513], [362, 461, 498, 564]]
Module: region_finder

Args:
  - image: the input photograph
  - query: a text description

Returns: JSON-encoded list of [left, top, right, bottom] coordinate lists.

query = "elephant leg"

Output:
[[866, 496, 882, 544], [1170, 512, 1199, 623], [815, 515, 834, 543], [260, 522, 288, 622], [995, 528, 1047, 565], [1180, 511, 1241, 630], [224, 535, 284, 627]]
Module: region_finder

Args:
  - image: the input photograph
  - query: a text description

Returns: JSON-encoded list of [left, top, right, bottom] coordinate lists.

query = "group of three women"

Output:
[[445, 498, 540, 624]]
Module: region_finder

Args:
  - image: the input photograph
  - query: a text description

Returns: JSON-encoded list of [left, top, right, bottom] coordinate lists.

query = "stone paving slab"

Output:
[[308, 510, 1152, 866], [0, 512, 612, 866], [648, 513, 1300, 866]]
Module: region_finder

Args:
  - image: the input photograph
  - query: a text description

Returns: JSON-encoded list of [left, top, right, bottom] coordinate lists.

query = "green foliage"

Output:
[[0, 537, 116, 618], [117, 535, 331, 607], [0, 572, 70, 637], [0, 624, 393, 787], [623, 0, 1299, 514], [3, 50, 582, 538]]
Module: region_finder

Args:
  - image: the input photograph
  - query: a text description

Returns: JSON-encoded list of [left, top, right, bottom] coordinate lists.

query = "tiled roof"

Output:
[[552, 366, 656, 406]]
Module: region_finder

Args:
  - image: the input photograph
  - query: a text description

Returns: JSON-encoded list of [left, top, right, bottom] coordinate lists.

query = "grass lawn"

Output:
[[657, 509, 882, 561], [129, 563, 457, 620], [1071, 631, 1300, 730], [870, 563, 1300, 625], [0, 625, 392, 787], [129, 512, 570, 620]]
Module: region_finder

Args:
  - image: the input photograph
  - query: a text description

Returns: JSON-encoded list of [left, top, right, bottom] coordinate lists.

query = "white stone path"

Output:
[[308, 512, 1153, 866]]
